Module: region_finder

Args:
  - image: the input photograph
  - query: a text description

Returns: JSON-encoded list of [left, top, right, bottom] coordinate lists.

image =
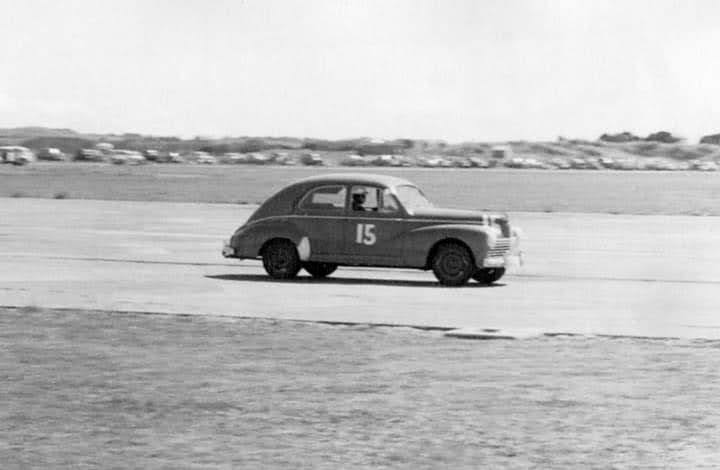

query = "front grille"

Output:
[[487, 237, 511, 257]]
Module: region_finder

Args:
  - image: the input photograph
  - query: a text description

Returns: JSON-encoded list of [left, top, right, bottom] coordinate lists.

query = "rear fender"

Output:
[[231, 218, 305, 259]]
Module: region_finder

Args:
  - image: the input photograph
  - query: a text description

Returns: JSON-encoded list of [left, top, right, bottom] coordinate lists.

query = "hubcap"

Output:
[[442, 252, 467, 278], [270, 249, 289, 272]]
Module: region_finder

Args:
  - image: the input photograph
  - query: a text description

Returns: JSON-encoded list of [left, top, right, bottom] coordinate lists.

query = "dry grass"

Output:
[[2, 307, 720, 468], [2, 163, 720, 215]]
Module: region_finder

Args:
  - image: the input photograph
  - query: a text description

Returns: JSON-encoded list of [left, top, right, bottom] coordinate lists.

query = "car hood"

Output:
[[409, 207, 507, 224]]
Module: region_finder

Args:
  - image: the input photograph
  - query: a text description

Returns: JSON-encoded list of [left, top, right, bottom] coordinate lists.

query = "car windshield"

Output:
[[395, 185, 433, 212]]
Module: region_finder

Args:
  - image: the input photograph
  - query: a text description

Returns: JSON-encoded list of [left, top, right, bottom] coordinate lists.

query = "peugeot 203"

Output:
[[222, 174, 522, 286]]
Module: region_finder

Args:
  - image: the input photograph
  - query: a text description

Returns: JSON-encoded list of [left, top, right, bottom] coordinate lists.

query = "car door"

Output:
[[293, 185, 347, 260], [343, 185, 407, 266]]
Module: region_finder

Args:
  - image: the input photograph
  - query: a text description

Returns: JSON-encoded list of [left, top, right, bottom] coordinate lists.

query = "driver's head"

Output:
[[352, 189, 367, 203]]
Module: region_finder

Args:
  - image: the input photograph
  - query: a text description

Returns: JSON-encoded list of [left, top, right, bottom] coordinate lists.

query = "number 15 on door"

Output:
[[355, 223, 376, 245]]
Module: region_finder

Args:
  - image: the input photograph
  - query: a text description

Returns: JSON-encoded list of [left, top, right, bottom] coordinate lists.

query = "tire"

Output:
[[262, 239, 301, 279], [431, 242, 475, 286], [472, 267, 506, 284], [303, 262, 338, 278]]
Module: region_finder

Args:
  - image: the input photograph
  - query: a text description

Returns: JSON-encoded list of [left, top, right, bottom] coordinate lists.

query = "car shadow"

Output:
[[205, 273, 506, 288]]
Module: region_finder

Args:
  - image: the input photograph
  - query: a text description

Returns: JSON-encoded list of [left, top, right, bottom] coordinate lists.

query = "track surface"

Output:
[[2, 198, 720, 339]]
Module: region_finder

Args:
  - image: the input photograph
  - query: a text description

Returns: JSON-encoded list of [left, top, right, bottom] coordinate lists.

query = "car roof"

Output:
[[245, 173, 417, 223], [291, 173, 415, 188]]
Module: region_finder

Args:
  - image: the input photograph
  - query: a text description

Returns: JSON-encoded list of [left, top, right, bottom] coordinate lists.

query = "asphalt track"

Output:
[[2, 198, 720, 339]]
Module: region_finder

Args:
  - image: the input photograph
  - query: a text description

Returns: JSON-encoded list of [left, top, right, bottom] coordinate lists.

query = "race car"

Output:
[[223, 173, 522, 286]]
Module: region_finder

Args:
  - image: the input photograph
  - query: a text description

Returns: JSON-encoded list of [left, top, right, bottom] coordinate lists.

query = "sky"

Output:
[[1, 0, 719, 142]]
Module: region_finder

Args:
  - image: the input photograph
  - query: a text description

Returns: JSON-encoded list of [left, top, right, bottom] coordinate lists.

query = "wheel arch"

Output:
[[401, 224, 491, 269], [233, 218, 305, 259]]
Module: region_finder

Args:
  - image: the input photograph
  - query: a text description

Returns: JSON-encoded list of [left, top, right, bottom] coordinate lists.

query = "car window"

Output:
[[350, 185, 380, 212], [298, 185, 347, 211], [381, 188, 400, 213], [395, 185, 433, 212]]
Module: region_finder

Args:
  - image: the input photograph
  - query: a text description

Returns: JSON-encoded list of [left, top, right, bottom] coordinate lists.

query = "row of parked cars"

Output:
[[6, 145, 720, 171], [37, 148, 325, 166], [543, 156, 719, 171]]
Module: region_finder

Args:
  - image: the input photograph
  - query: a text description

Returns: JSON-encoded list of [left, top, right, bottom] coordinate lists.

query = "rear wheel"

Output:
[[262, 239, 301, 279], [472, 267, 505, 284], [303, 262, 338, 278], [431, 242, 474, 286]]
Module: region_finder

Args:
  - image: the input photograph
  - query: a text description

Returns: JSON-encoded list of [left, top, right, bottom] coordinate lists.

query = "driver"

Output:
[[351, 188, 367, 211]]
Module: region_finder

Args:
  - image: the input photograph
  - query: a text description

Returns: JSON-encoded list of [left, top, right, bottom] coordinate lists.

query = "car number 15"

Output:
[[355, 223, 377, 245]]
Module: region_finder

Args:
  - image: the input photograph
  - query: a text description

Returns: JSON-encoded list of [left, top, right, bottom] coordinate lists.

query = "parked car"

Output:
[[417, 156, 451, 168], [110, 150, 146, 165], [342, 154, 369, 166], [370, 154, 403, 167], [468, 156, 492, 168], [0, 146, 35, 165], [37, 147, 68, 161], [300, 152, 324, 166], [75, 149, 106, 162], [222, 173, 522, 286], [275, 154, 297, 166], [549, 157, 571, 169], [642, 158, 676, 171], [689, 160, 718, 172], [246, 152, 270, 164], [188, 151, 217, 164], [143, 149, 160, 161], [220, 152, 248, 164]]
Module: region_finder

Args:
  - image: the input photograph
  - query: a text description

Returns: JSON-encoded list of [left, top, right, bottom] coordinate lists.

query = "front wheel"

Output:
[[303, 262, 337, 278], [262, 239, 301, 279], [431, 242, 475, 286], [473, 267, 505, 284]]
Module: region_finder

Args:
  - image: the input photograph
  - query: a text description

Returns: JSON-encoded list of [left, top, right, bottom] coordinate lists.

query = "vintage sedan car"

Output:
[[222, 174, 522, 286]]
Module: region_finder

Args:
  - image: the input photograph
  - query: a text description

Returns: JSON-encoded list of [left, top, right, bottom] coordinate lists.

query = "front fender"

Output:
[[231, 218, 306, 259], [401, 224, 499, 268]]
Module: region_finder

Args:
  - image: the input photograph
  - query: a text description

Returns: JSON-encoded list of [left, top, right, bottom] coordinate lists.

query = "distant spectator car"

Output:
[[468, 156, 492, 168], [221, 152, 248, 164], [370, 154, 403, 167], [300, 152, 324, 166], [274, 154, 297, 166], [549, 157, 571, 169], [417, 156, 451, 168], [246, 152, 269, 164], [110, 150, 146, 165], [341, 154, 369, 166], [166, 152, 185, 163], [0, 146, 35, 165], [569, 158, 599, 170], [37, 147, 68, 161], [614, 159, 640, 171], [598, 157, 616, 169], [222, 173, 522, 286], [75, 149, 106, 162], [689, 160, 718, 172], [643, 158, 676, 171], [189, 151, 217, 164], [144, 149, 160, 161]]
